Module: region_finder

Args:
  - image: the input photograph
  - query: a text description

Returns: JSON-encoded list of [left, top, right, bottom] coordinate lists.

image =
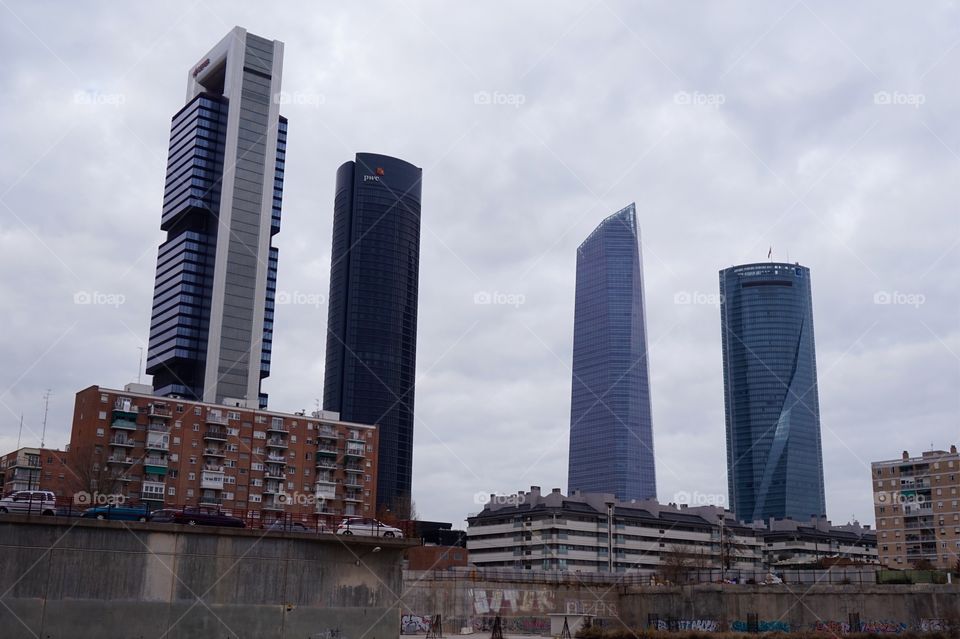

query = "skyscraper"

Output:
[[323, 153, 422, 516], [719, 262, 827, 522], [146, 28, 286, 409], [567, 204, 657, 501]]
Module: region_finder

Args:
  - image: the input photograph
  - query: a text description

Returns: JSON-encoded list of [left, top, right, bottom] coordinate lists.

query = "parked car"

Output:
[[265, 520, 310, 533], [80, 504, 150, 522], [0, 490, 57, 516], [336, 517, 403, 538], [149, 507, 245, 528]]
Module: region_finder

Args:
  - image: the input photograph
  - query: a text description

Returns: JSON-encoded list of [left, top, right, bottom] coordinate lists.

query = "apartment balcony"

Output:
[[144, 456, 168, 467], [109, 437, 136, 447], [262, 498, 285, 511], [145, 438, 169, 451], [316, 484, 337, 501], [199, 495, 222, 506], [264, 467, 285, 480], [107, 455, 135, 465], [206, 413, 229, 426], [265, 454, 286, 463], [343, 492, 363, 503], [344, 444, 365, 458], [141, 481, 165, 502], [204, 426, 228, 441], [267, 422, 287, 434], [316, 458, 337, 470], [315, 503, 340, 516], [147, 404, 172, 419], [147, 422, 170, 433], [110, 418, 138, 431], [316, 428, 338, 440], [203, 447, 226, 458], [266, 438, 288, 449], [200, 469, 225, 490], [344, 464, 364, 474], [112, 400, 138, 418], [316, 446, 338, 457], [111, 474, 134, 483]]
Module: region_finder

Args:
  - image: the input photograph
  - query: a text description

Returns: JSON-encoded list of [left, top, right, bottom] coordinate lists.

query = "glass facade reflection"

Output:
[[567, 204, 657, 501], [719, 262, 827, 522], [323, 153, 422, 516]]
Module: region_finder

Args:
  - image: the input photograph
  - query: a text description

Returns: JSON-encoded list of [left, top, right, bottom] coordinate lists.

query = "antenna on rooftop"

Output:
[[40, 390, 51, 449], [137, 347, 144, 384]]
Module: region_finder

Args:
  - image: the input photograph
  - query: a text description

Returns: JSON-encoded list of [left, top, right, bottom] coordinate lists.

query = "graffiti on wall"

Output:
[[401, 615, 432, 634], [729, 620, 790, 632], [468, 589, 556, 614], [472, 616, 550, 634], [813, 620, 908, 634], [311, 630, 346, 639], [655, 620, 720, 632], [921, 619, 949, 632]]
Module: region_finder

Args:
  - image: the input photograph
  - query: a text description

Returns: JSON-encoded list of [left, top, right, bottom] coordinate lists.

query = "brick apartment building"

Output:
[[64, 384, 378, 524], [872, 445, 960, 569], [0, 447, 74, 498]]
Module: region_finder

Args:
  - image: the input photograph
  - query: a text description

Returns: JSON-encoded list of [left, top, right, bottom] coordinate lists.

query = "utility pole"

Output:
[[40, 390, 51, 449]]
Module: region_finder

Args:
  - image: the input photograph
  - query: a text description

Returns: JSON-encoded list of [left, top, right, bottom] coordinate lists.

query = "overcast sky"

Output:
[[1, 1, 957, 527]]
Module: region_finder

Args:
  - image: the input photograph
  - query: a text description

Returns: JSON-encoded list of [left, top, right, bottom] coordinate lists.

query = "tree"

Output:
[[658, 544, 710, 584]]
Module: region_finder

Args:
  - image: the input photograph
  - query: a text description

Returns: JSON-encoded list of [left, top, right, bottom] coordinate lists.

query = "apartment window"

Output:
[[189, 456, 196, 465], [176, 404, 184, 413], [250, 494, 262, 503], [255, 415, 266, 424], [169, 470, 178, 478], [174, 421, 181, 429], [287, 481, 294, 490], [173, 437, 181, 445], [303, 469, 310, 477], [304, 453, 311, 461], [252, 478, 263, 487], [100, 393, 108, 403], [254, 431, 265, 440], [170, 454, 178, 462], [167, 487, 176, 496], [192, 424, 199, 432], [228, 428, 239, 436], [251, 462, 263, 471], [193, 407, 201, 416], [228, 411, 240, 421], [191, 441, 198, 448], [290, 435, 297, 444], [188, 472, 196, 481], [223, 492, 234, 500], [96, 428, 104, 437], [186, 489, 194, 497], [98, 411, 107, 420]]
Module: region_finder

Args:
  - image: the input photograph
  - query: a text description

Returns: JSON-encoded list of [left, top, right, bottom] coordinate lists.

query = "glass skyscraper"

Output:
[[146, 28, 286, 409], [719, 262, 827, 522], [567, 204, 657, 501], [323, 153, 422, 517]]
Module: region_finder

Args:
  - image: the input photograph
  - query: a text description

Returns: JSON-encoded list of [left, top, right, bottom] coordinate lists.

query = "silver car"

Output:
[[0, 490, 57, 515]]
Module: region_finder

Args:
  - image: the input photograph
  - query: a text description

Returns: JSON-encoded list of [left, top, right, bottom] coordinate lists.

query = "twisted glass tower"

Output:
[[720, 262, 826, 522], [323, 153, 422, 516], [567, 204, 657, 501], [146, 28, 285, 409]]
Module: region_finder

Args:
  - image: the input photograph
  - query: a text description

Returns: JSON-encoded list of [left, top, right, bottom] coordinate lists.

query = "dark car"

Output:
[[81, 504, 150, 522], [149, 506, 245, 528]]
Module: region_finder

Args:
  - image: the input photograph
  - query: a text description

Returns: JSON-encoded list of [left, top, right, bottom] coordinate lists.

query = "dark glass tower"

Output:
[[719, 262, 827, 522], [146, 28, 286, 408], [323, 153, 422, 516], [567, 204, 657, 501]]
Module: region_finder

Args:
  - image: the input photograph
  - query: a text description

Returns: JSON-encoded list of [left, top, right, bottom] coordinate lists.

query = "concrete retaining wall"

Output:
[[618, 584, 960, 632], [402, 572, 960, 635], [0, 515, 411, 639]]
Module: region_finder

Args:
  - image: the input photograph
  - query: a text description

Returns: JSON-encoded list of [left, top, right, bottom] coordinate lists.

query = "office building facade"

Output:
[[568, 204, 657, 501], [719, 262, 826, 522], [146, 27, 286, 409], [323, 153, 422, 516], [872, 446, 960, 569]]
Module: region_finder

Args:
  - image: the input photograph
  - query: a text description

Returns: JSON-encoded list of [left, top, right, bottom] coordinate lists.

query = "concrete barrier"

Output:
[[0, 515, 414, 639]]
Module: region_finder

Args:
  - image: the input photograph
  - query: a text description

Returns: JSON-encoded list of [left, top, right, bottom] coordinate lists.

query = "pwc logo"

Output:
[[363, 167, 385, 182]]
